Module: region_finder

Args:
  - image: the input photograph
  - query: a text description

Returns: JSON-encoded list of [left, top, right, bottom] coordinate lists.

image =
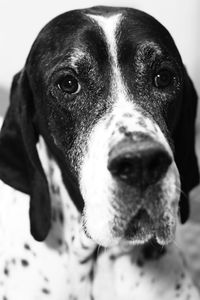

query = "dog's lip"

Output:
[[124, 209, 152, 238], [121, 208, 175, 245]]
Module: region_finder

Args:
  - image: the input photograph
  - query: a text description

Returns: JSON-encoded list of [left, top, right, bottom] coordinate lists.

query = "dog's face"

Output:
[[28, 7, 184, 247], [0, 6, 199, 245]]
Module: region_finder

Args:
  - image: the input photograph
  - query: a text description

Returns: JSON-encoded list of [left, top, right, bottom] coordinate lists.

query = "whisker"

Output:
[[174, 184, 187, 198]]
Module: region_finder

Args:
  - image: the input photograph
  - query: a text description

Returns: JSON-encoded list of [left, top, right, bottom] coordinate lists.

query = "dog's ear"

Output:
[[0, 70, 51, 241], [174, 68, 199, 223]]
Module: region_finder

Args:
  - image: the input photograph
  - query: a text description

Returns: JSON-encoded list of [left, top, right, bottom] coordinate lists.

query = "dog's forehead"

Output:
[[28, 6, 178, 73]]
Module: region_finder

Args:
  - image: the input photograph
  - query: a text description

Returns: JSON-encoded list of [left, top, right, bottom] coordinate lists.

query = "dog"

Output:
[[0, 6, 200, 299]]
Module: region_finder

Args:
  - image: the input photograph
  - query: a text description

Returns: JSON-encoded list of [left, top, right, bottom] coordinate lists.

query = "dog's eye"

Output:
[[154, 69, 174, 88], [57, 75, 80, 94]]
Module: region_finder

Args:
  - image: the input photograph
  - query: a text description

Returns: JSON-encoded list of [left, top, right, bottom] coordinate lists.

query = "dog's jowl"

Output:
[[0, 6, 199, 300]]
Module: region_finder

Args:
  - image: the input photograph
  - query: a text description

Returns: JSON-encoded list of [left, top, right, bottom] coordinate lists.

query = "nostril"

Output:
[[142, 148, 172, 185], [107, 142, 172, 188], [108, 155, 137, 181]]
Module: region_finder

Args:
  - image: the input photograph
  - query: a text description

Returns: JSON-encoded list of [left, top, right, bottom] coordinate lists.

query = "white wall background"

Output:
[[0, 0, 200, 127]]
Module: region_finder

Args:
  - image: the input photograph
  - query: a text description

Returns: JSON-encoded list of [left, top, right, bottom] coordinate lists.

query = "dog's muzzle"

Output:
[[107, 135, 172, 189], [80, 110, 180, 247]]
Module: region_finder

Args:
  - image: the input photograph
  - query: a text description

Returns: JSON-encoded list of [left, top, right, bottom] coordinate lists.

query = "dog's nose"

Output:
[[107, 140, 172, 187]]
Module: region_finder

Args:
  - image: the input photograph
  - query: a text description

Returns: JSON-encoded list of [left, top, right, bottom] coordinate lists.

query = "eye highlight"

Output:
[[154, 69, 175, 88], [56, 74, 80, 94]]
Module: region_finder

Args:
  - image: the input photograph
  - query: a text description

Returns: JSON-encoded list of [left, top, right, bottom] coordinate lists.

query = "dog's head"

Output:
[[0, 6, 199, 246]]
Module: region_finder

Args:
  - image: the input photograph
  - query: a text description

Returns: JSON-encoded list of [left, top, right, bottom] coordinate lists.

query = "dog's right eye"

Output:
[[154, 69, 175, 89], [56, 75, 80, 94]]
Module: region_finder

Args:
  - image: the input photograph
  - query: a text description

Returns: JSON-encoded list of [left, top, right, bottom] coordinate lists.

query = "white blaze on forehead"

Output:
[[86, 14, 121, 68], [86, 13, 128, 101]]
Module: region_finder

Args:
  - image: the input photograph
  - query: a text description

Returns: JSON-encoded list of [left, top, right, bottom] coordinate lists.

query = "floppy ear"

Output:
[[173, 68, 199, 223], [0, 70, 51, 241]]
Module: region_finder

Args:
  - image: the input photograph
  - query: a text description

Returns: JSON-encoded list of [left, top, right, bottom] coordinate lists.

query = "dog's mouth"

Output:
[[120, 208, 176, 245], [108, 208, 176, 246], [124, 209, 152, 239]]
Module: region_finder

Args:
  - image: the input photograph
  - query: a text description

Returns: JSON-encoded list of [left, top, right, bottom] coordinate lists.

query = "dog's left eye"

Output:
[[154, 69, 175, 88], [57, 75, 80, 94]]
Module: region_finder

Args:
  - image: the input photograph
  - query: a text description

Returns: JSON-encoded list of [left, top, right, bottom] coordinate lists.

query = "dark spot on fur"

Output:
[[90, 295, 95, 300], [44, 276, 49, 282], [137, 117, 147, 128], [59, 211, 64, 224], [51, 183, 60, 194], [180, 272, 185, 279], [109, 254, 116, 260], [57, 238, 63, 246], [21, 259, 29, 267], [4, 267, 9, 276], [140, 270, 145, 277], [135, 282, 140, 287], [42, 288, 50, 294], [175, 283, 181, 290], [123, 113, 133, 118], [89, 268, 94, 282], [24, 243, 31, 251], [119, 125, 128, 134], [3, 296, 8, 300], [11, 258, 16, 265], [136, 258, 144, 267], [69, 295, 78, 300], [80, 275, 86, 282]]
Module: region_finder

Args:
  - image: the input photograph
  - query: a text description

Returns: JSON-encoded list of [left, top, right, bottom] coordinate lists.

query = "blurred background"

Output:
[[0, 0, 200, 157]]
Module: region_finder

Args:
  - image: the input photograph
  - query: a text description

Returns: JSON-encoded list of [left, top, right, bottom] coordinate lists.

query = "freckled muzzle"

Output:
[[79, 109, 180, 247], [107, 134, 172, 189]]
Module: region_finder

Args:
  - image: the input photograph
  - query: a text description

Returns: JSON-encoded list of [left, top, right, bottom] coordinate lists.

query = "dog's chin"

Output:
[[83, 209, 177, 248], [122, 220, 177, 247], [123, 209, 177, 246]]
